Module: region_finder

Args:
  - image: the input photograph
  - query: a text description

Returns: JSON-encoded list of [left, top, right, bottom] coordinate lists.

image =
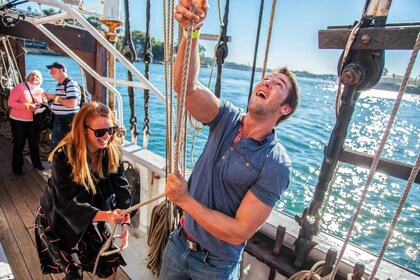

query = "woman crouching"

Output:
[[35, 101, 132, 280]]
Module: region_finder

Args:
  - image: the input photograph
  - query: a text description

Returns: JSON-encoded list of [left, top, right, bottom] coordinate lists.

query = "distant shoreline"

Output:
[[26, 50, 419, 93], [26, 48, 65, 56]]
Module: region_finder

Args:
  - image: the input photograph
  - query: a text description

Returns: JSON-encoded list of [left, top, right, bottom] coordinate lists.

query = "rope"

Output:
[[329, 31, 420, 280], [247, 0, 265, 104], [146, 0, 176, 276], [92, 193, 166, 277], [288, 261, 331, 280], [163, 0, 172, 173], [146, 200, 173, 276], [334, 2, 370, 117], [174, 5, 195, 171], [367, 33, 420, 280], [142, 0, 152, 148], [1, 36, 21, 85], [261, 0, 276, 79], [368, 154, 419, 279], [122, 0, 139, 145]]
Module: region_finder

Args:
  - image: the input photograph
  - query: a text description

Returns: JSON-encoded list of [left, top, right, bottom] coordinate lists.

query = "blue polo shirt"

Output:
[[184, 99, 292, 261]]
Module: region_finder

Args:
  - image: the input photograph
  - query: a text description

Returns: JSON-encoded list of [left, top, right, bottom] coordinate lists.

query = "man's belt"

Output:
[[179, 225, 208, 253]]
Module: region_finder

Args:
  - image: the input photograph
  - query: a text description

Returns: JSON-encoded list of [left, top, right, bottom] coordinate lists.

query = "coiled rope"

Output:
[[145, 0, 177, 276], [288, 261, 331, 280]]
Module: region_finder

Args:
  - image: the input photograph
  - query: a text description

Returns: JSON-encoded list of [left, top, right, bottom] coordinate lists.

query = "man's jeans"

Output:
[[50, 114, 75, 151], [159, 226, 240, 280]]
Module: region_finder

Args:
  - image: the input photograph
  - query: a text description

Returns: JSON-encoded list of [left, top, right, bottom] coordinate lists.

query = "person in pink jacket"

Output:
[[8, 70, 47, 175]]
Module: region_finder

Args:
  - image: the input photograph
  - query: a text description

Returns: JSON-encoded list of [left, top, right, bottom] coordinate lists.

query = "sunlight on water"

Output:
[[26, 55, 419, 273]]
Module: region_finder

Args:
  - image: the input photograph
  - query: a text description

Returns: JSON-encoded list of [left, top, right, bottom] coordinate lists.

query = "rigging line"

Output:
[[247, 0, 265, 105], [369, 153, 420, 280], [214, 0, 229, 98], [368, 33, 420, 280], [122, 0, 138, 144], [92, 192, 167, 277], [261, 0, 276, 79], [174, 5, 195, 172], [163, 0, 171, 173], [142, 0, 152, 148], [2, 36, 21, 83], [334, 0, 371, 117], [330, 31, 420, 280], [168, 0, 176, 173], [207, 0, 225, 88]]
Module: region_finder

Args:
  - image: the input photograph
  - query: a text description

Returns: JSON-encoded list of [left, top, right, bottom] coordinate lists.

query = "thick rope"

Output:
[[146, 200, 173, 276], [329, 31, 420, 279], [174, 5, 195, 171], [369, 153, 420, 279], [367, 33, 420, 280], [261, 0, 276, 79], [142, 0, 152, 148], [288, 261, 331, 280], [146, 0, 176, 276], [92, 193, 166, 277]]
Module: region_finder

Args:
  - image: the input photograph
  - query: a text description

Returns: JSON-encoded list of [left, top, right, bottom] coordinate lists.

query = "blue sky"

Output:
[[127, 0, 420, 76], [25, 0, 420, 76]]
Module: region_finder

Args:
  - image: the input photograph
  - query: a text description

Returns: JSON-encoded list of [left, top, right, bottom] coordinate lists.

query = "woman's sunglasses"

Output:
[[86, 126, 118, 137]]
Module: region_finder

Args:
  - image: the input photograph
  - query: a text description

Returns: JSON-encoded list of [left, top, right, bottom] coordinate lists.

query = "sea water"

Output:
[[27, 54, 419, 273]]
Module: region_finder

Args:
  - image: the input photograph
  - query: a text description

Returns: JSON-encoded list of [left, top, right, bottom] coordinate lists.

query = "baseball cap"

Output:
[[46, 62, 66, 72]]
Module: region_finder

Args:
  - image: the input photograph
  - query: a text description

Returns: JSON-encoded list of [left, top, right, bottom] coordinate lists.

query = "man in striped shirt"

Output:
[[45, 62, 81, 150]]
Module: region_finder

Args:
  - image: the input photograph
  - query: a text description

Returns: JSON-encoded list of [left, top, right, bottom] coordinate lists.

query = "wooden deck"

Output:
[[0, 134, 131, 279]]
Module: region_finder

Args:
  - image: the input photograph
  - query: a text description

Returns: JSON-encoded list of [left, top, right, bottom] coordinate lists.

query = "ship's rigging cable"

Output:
[[213, 0, 229, 98], [261, 0, 276, 79], [247, 0, 265, 104], [121, 0, 139, 145], [146, 0, 177, 276], [334, 0, 370, 118], [1, 36, 22, 84], [141, 0, 152, 148], [369, 153, 420, 279], [329, 31, 420, 280]]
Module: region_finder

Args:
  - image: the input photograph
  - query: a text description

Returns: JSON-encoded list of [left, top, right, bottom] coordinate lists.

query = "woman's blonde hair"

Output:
[[26, 70, 43, 85], [48, 101, 122, 194]]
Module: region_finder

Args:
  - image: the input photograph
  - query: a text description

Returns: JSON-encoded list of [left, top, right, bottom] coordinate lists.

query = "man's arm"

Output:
[[166, 172, 272, 245], [173, 0, 219, 124]]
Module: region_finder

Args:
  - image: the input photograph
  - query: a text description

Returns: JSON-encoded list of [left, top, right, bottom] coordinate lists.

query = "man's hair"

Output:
[[274, 66, 300, 126]]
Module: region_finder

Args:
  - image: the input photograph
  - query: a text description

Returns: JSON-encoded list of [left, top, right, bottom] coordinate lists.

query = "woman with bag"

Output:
[[8, 70, 47, 174]]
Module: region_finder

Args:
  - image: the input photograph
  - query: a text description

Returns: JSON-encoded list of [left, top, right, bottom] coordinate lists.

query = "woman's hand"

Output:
[[93, 209, 124, 225], [29, 103, 41, 112], [174, 0, 209, 31]]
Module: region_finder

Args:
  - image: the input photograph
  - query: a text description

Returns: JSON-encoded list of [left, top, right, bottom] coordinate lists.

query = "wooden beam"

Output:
[[339, 148, 420, 184], [319, 24, 420, 50]]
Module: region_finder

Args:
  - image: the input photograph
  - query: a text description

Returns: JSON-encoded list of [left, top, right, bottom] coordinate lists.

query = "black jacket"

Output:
[[40, 147, 131, 248]]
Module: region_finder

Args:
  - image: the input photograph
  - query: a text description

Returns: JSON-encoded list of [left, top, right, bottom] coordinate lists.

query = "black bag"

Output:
[[26, 83, 54, 131], [33, 104, 54, 131], [40, 103, 55, 130]]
